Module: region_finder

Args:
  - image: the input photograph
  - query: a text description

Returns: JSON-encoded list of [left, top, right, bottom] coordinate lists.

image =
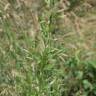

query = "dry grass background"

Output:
[[0, 0, 96, 96]]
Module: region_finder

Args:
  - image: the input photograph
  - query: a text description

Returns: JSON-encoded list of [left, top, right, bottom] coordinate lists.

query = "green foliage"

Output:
[[68, 0, 84, 10], [0, 0, 96, 96]]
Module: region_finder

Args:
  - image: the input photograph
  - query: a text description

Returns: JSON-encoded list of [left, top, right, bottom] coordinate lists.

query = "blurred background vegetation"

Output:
[[0, 0, 96, 96]]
